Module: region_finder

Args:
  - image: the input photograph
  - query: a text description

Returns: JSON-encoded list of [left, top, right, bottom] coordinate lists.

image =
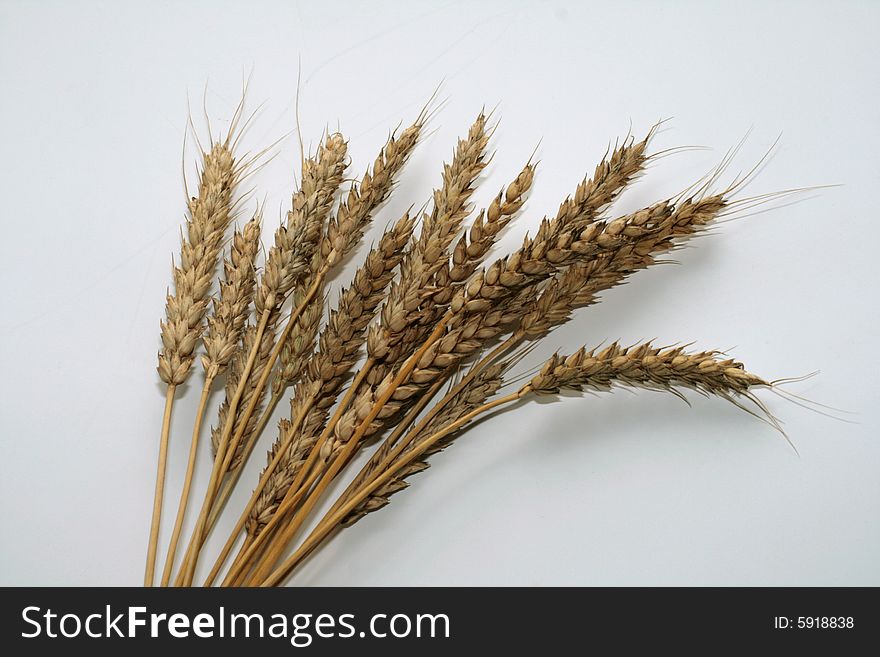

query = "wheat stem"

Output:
[[144, 383, 177, 587], [159, 373, 215, 586], [224, 535, 256, 586]]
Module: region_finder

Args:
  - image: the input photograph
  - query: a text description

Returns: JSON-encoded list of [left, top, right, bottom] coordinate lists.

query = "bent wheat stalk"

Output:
[[264, 344, 768, 585]]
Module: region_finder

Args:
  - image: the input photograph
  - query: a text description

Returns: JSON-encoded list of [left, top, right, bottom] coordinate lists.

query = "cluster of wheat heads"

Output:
[[145, 97, 792, 587]]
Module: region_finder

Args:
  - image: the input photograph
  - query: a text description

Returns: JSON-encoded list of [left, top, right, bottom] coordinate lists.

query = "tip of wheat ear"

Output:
[[255, 132, 349, 315]]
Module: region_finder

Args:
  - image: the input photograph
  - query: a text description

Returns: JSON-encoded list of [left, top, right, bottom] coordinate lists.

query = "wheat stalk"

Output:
[[146, 134, 239, 587]]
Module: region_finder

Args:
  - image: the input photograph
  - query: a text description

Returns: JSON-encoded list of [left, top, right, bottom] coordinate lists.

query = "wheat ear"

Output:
[[146, 137, 237, 587]]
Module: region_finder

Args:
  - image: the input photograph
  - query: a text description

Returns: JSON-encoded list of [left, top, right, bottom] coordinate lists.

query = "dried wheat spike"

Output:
[[255, 133, 348, 315], [274, 287, 325, 396], [202, 212, 262, 376], [560, 131, 654, 233], [527, 342, 768, 396], [447, 162, 535, 286], [158, 141, 237, 385]]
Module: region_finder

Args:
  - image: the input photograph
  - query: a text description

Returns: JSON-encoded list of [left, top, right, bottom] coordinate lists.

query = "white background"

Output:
[[1, 0, 878, 586]]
